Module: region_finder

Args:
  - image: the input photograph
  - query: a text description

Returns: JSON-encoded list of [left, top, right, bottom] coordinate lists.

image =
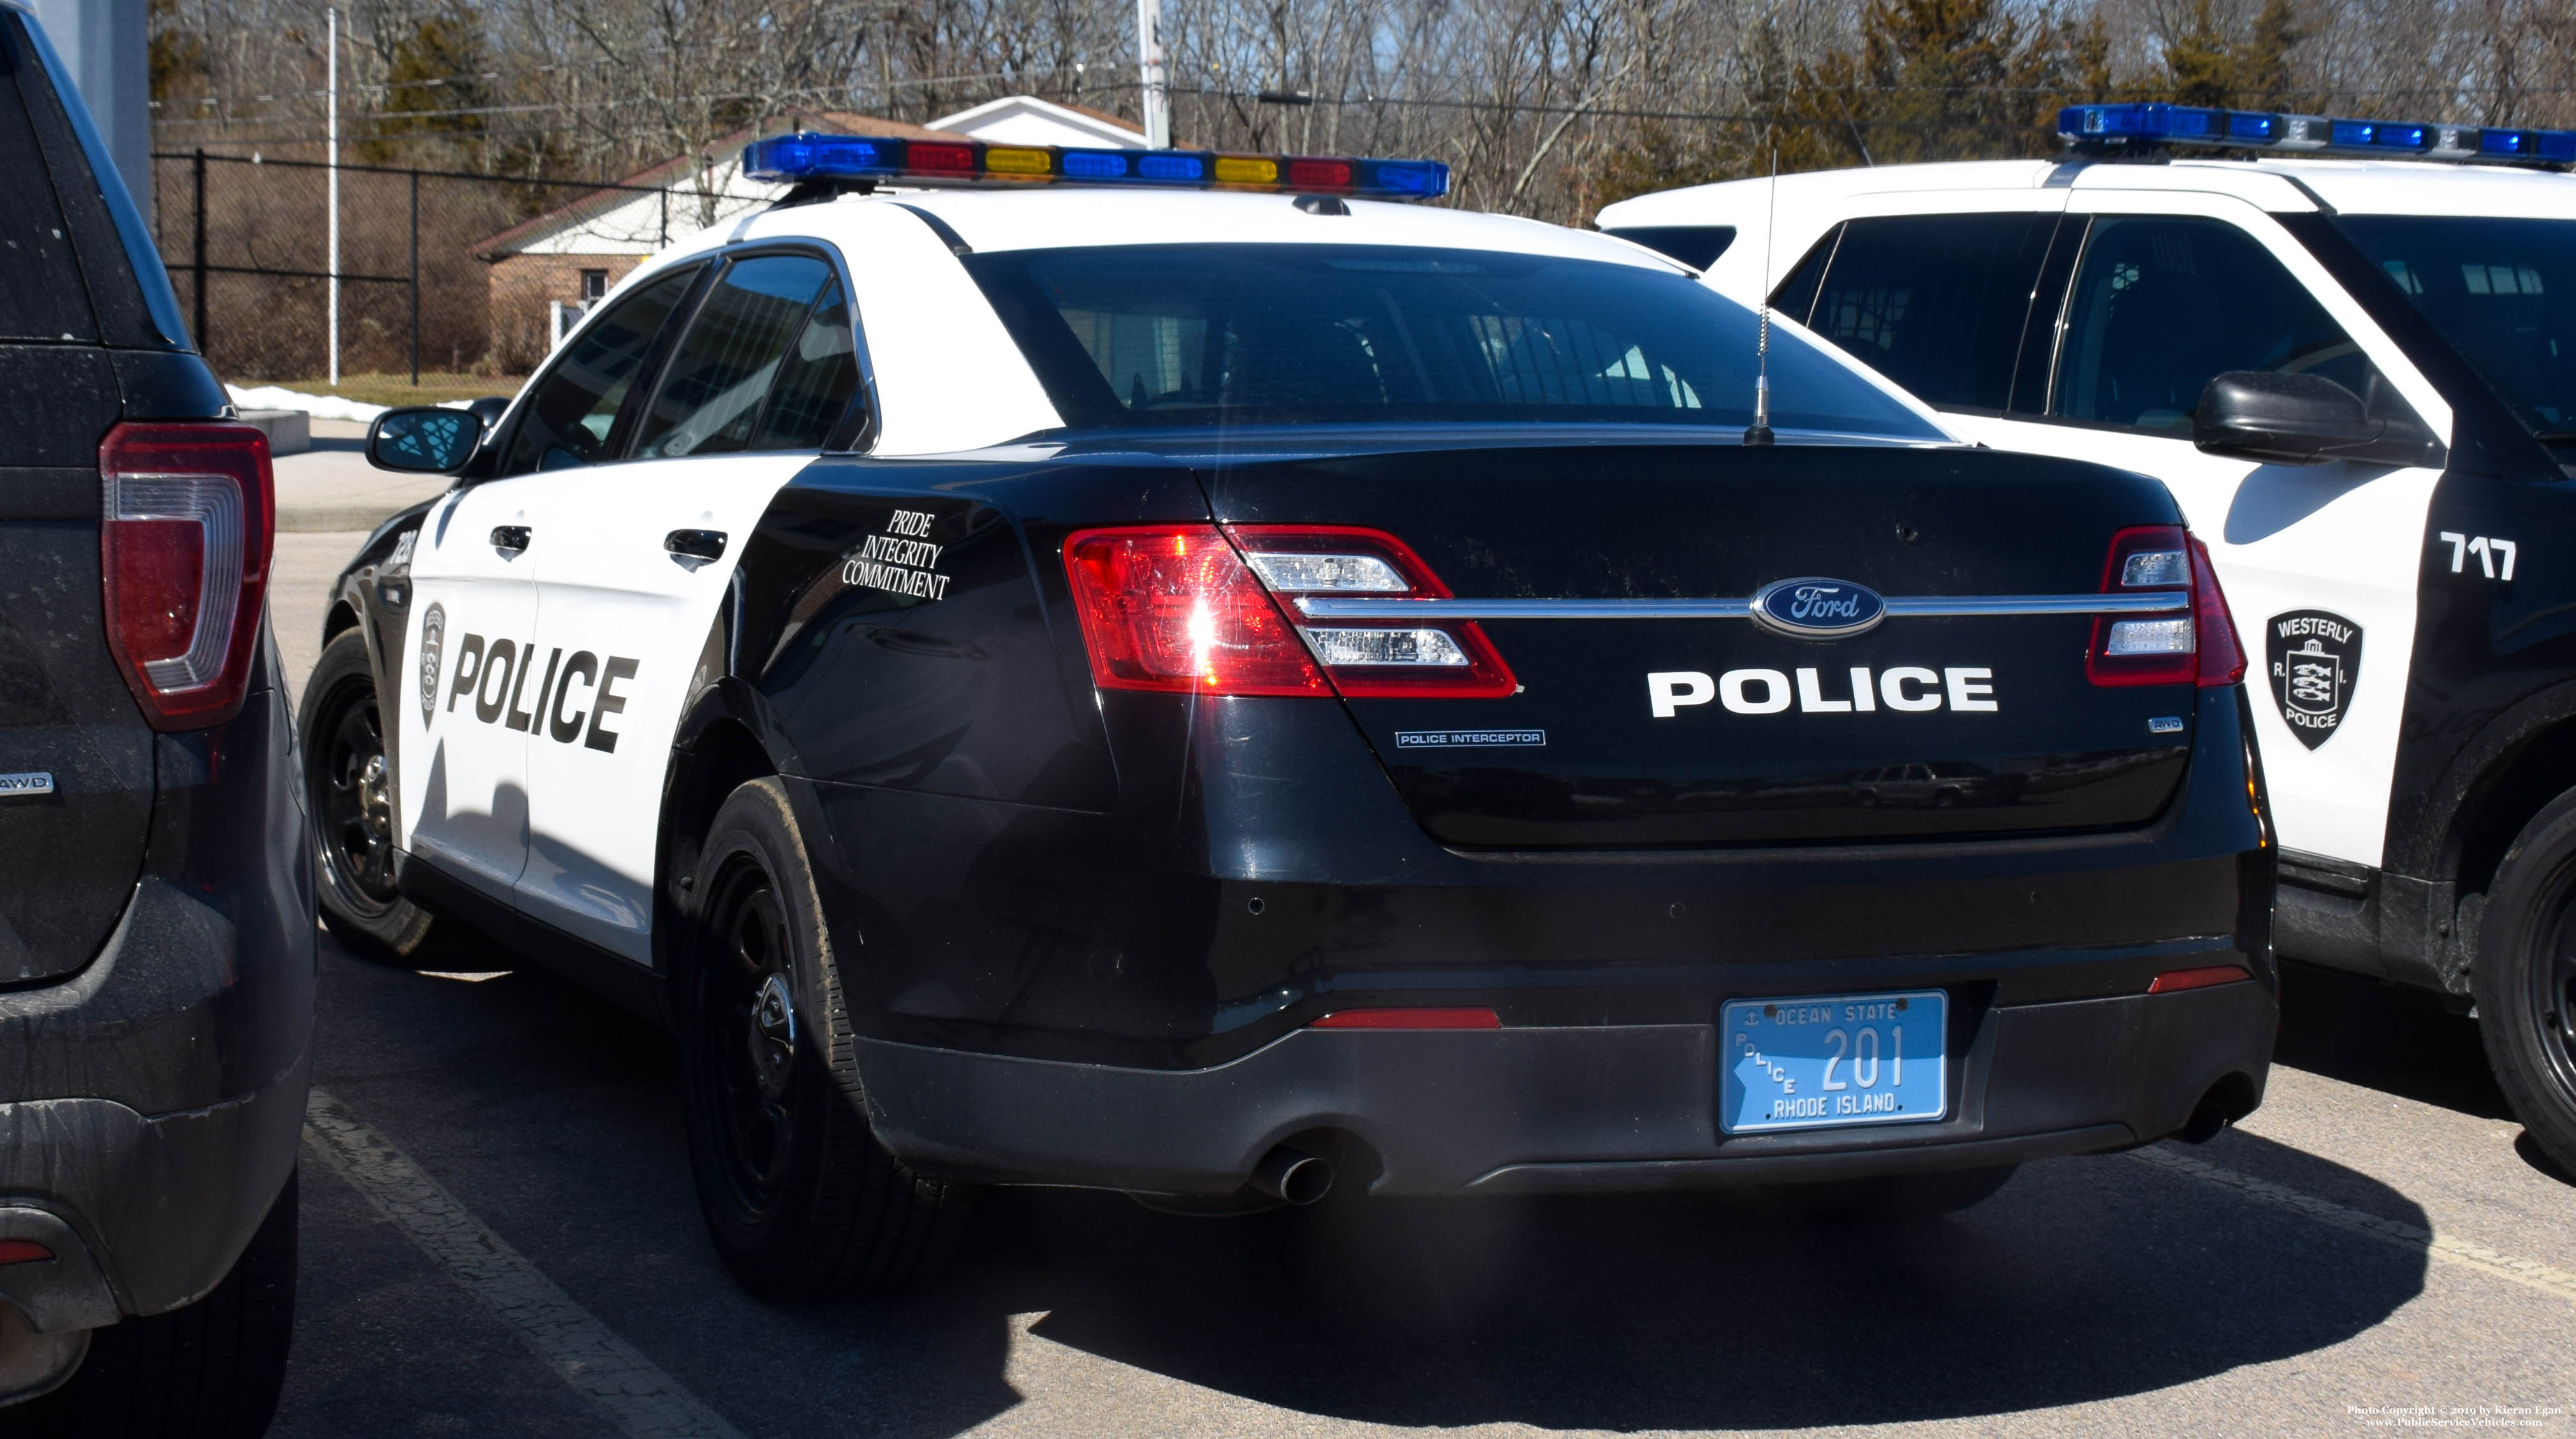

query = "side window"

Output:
[[1785, 214, 2058, 413], [2054, 215, 2387, 434], [752, 278, 863, 449], [497, 267, 698, 478], [633, 254, 837, 459]]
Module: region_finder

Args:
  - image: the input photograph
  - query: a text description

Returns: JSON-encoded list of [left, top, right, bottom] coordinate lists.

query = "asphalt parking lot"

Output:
[[267, 532, 2576, 1439]]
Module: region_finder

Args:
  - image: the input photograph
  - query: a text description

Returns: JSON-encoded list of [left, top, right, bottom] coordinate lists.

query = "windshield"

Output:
[[963, 244, 1942, 439], [2336, 215, 2576, 439]]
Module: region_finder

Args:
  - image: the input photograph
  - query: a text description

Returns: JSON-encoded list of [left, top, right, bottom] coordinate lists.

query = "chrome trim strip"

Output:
[[1293, 591, 2189, 620]]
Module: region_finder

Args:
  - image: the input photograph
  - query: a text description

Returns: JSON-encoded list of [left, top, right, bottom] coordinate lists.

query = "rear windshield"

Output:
[[963, 244, 1940, 439]]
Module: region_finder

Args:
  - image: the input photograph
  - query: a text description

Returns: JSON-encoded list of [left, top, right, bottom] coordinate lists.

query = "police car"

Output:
[[1599, 102, 2576, 1175], [309, 135, 2273, 1297]]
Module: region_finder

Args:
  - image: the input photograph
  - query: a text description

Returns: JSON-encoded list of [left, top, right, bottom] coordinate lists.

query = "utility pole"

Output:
[[1135, 0, 1169, 149], [326, 4, 340, 386]]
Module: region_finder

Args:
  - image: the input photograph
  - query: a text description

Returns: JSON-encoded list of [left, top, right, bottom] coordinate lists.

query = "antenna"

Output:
[[1745, 140, 1778, 447]]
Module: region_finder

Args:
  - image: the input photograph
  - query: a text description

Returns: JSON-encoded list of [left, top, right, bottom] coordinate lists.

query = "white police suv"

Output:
[[1600, 102, 2576, 1172], [311, 133, 2278, 1297]]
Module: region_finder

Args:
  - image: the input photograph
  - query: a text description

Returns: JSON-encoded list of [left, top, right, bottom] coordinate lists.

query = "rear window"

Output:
[[964, 244, 1940, 439], [0, 32, 94, 342]]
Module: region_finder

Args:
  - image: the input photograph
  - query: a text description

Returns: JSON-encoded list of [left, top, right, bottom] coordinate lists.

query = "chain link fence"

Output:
[[149, 150, 738, 386]]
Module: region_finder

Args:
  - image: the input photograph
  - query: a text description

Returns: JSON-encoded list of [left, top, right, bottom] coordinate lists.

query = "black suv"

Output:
[[0, 4, 311, 1432]]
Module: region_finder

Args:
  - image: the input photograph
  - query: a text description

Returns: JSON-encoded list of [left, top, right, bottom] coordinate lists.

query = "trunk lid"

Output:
[[1201, 442, 2199, 847]]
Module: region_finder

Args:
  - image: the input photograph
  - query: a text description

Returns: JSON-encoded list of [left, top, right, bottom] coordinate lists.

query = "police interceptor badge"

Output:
[[2268, 609, 2360, 750]]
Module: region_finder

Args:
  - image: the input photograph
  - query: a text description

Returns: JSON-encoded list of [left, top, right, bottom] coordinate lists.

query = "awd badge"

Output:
[[418, 603, 446, 730], [2267, 609, 2361, 750]]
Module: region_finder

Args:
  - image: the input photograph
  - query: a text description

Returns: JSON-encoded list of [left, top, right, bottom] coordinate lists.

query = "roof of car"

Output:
[[1596, 155, 2576, 226], [668, 186, 1695, 267]]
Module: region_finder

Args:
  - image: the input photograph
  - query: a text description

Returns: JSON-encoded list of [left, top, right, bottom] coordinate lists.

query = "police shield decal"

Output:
[[418, 603, 446, 730], [2267, 609, 2361, 750]]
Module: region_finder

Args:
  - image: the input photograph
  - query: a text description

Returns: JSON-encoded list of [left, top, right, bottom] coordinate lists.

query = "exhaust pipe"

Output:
[[2178, 1073, 2259, 1144], [1248, 1145, 1334, 1206], [2179, 1098, 2234, 1144]]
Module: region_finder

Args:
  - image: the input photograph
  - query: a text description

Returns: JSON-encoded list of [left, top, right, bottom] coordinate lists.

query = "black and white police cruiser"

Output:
[[309, 133, 2274, 1296], [1600, 101, 2576, 1174]]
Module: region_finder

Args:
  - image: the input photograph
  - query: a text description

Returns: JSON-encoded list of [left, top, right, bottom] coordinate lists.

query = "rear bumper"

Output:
[[0, 1053, 311, 1329], [0, 657, 314, 1326], [857, 978, 2276, 1195]]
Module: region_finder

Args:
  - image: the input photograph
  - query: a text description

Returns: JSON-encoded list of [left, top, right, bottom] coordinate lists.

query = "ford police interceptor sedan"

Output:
[[1599, 101, 2576, 1176], [307, 137, 2274, 1297]]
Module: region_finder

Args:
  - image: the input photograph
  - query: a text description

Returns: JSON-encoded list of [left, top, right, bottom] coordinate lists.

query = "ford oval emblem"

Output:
[[1750, 577, 1887, 639]]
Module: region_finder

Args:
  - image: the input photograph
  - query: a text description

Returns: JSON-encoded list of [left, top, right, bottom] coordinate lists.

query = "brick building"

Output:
[[474, 112, 969, 372]]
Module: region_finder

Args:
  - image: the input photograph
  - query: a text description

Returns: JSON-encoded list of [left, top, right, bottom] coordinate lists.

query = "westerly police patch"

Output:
[[418, 603, 445, 730], [2267, 609, 2360, 750]]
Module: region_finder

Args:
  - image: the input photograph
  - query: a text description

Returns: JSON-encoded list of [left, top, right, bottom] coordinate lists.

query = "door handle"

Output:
[[665, 529, 728, 561], [490, 525, 531, 554]]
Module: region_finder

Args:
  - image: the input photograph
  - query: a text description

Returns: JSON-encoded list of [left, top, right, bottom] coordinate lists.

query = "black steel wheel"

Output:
[[2475, 789, 2576, 1176], [675, 778, 976, 1299], [698, 861, 804, 1226], [298, 628, 462, 963]]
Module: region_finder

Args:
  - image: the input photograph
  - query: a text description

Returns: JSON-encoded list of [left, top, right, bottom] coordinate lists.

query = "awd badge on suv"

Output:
[[1752, 577, 1887, 639]]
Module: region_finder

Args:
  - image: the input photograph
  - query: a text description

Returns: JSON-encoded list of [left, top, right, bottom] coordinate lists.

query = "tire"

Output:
[[298, 628, 462, 965], [674, 778, 976, 1300], [1766, 1163, 2017, 1220], [16, 1171, 298, 1438], [2473, 789, 2576, 1174]]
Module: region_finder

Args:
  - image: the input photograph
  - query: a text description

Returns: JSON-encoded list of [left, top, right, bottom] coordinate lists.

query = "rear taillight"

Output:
[[1229, 525, 1514, 699], [100, 422, 274, 731], [1062, 525, 1331, 696], [2188, 536, 2247, 687], [2086, 525, 2243, 689], [1061, 525, 1515, 699]]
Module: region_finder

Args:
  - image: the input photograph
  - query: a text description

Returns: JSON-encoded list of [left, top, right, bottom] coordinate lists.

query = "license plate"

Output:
[[1720, 990, 1947, 1134]]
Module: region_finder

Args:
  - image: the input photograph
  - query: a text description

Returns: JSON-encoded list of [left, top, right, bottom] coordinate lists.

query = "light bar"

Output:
[[741, 133, 1449, 200], [2058, 101, 2576, 168]]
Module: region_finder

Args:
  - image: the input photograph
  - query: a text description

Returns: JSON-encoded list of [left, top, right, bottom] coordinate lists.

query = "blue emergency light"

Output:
[[741, 133, 1450, 200], [2058, 101, 2576, 168]]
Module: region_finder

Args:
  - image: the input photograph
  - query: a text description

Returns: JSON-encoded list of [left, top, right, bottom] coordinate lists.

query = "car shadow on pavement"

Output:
[[980, 1137, 2428, 1431], [305, 942, 2431, 1436], [2273, 958, 2510, 1120]]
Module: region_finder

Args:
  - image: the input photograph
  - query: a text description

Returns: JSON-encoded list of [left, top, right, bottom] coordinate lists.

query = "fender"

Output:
[[319, 493, 447, 862]]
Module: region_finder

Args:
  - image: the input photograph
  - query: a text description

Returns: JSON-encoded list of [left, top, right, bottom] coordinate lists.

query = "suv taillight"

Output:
[[2086, 525, 2244, 689], [1060, 525, 1514, 699], [99, 422, 274, 731]]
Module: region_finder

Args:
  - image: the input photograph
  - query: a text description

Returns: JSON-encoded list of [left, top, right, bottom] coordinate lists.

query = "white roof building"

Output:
[[926, 96, 1148, 150]]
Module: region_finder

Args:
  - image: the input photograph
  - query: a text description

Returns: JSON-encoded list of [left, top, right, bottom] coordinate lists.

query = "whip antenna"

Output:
[[1746, 140, 1778, 446]]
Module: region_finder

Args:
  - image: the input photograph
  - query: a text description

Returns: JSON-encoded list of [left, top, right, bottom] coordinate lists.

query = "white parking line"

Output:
[[2132, 1144, 2576, 1306], [300, 1088, 749, 1439]]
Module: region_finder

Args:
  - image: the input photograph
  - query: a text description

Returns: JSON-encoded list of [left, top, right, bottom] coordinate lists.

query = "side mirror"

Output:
[[367, 406, 485, 474], [2193, 371, 2444, 468]]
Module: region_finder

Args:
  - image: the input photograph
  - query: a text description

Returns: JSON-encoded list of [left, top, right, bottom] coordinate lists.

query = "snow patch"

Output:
[[226, 384, 389, 422]]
